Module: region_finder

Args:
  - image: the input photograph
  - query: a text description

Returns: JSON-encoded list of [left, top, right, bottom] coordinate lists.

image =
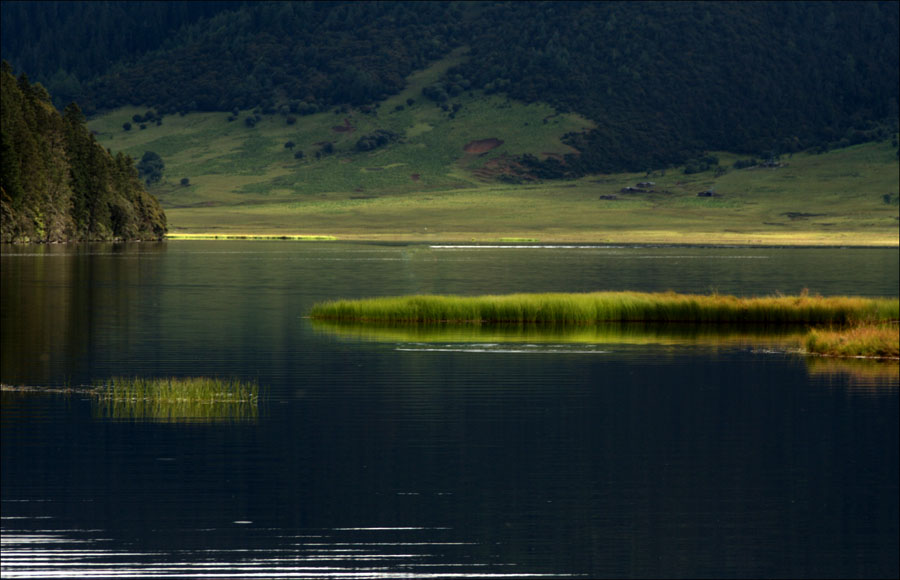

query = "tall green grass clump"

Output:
[[309, 292, 899, 326], [94, 376, 259, 403]]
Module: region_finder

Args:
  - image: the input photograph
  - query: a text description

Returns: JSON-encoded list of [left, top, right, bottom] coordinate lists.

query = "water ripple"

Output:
[[1, 527, 577, 579]]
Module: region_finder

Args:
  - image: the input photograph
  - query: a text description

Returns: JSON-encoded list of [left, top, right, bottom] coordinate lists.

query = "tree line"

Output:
[[2, 1, 897, 175], [437, 1, 899, 172], [1, 61, 166, 242]]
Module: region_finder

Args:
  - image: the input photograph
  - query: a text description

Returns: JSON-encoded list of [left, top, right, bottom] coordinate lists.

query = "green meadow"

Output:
[[88, 50, 899, 246]]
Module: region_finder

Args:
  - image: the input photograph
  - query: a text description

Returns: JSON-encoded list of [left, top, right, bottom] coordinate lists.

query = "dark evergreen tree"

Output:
[[137, 151, 165, 186], [1, 61, 166, 242]]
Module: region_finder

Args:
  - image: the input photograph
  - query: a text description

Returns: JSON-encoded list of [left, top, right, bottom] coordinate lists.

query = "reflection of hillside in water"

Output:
[[92, 398, 258, 423], [311, 319, 807, 349]]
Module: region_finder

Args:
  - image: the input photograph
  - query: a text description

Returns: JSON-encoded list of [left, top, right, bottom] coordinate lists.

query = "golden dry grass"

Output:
[[804, 324, 899, 358]]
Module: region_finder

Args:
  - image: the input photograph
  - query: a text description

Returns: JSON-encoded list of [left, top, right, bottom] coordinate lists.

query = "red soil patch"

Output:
[[332, 118, 355, 133], [410, 173, 421, 181], [463, 138, 504, 154]]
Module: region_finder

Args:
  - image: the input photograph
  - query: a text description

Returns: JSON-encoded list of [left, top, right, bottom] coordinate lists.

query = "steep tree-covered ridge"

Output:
[[2, 1, 897, 175], [449, 1, 899, 172], [1, 62, 166, 242]]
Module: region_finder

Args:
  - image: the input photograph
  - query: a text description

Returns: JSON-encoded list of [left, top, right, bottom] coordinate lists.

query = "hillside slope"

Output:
[[4, 1, 897, 173], [87, 48, 594, 203], [87, 93, 899, 245]]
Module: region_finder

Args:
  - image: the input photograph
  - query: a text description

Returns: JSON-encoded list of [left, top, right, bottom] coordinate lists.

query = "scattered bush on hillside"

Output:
[[516, 154, 571, 180], [733, 158, 758, 169], [422, 84, 448, 102], [683, 154, 719, 174], [355, 129, 400, 152], [137, 151, 164, 185], [316, 142, 334, 159]]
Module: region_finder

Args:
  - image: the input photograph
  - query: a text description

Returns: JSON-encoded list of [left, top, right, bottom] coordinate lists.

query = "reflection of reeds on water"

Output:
[[92, 377, 259, 422], [806, 356, 900, 387], [310, 319, 807, 349], [93, 398, 260, 422]]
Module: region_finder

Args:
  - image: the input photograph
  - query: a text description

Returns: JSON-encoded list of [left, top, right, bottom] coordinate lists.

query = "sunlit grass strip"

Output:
[[93, 376, 259, 403], [166, 233, 337, 240], [804, 324, 899, 359], [309, 292, 899, 326]]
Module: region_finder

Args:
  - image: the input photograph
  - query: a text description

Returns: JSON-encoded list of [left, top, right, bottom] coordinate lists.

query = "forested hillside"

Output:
[[449, 1, 899, 171], [0, 62, 166, 242], [0, 1, 245, 110], [1, 1, 897, 174]]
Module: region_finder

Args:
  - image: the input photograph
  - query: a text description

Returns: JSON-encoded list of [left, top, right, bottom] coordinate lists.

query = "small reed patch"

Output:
[[94, 376, 259, 403], [3, 377, 261, 422]]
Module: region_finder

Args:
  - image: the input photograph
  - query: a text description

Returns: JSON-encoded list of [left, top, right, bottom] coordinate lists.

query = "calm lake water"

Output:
[[2, 242, 898, 578]]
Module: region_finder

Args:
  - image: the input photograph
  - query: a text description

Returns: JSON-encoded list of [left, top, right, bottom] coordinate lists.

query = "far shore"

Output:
[[163, 231, 900, 247]]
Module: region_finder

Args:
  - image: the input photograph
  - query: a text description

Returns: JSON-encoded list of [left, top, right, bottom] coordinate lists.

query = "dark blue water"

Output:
[[2, 242, 898, 578]]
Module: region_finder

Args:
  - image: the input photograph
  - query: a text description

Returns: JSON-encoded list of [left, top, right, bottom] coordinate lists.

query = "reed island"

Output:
[[309, 291, 900, 359]]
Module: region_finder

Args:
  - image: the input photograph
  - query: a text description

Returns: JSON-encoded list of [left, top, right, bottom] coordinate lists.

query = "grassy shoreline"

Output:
[[161, 231, 899, 247], [166, 233, 337, 241]]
